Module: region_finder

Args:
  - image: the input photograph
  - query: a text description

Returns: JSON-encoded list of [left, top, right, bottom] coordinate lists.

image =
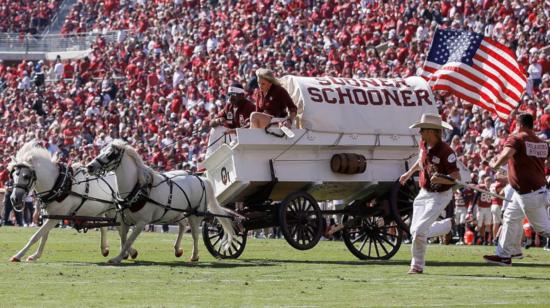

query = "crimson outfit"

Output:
[[410, 140, 459, 272], [495, 130, 550, 258], [472, 184, 493, 226], [217, 98, 255, 129], [254, 84, 297, 118]]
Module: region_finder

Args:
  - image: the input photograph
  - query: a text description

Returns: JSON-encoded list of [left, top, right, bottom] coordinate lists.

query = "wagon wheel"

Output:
[[202, 217, 247, 259], [389, 179, 419, 234], [278, 191, 323, 250], [342, 214, 402, 260]]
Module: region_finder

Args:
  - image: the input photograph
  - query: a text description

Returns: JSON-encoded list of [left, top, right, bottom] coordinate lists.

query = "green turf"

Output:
[[0, 227, 549, 307]]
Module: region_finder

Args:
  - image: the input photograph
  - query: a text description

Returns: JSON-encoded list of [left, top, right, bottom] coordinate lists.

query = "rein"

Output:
[[18, 163, 117, 216], [36, 163, 73, 204], [265, 122, 286, 138]]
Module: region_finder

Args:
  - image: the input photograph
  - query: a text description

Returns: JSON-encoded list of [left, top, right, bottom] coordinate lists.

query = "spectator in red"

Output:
[[211, 83, 255, 130]]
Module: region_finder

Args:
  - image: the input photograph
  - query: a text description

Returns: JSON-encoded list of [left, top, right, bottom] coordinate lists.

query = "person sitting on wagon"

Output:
[[249, 68, 297, 129], [211, 83, 256, 131], [399, 113, 460, 274]]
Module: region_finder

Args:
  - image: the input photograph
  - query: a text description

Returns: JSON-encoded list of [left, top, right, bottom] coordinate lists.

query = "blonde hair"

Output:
[[256, 68, 281, 86]]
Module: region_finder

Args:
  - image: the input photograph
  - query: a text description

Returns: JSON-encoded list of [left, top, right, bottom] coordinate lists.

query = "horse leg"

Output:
[[100, 227, 109, 257], [174, 221, 185, 258], [127, 226, 139, 259], [109, 222, 145, 264], [27, 230, 50, 261], [188, 216, 202, 262], [117, 223, 138, 259], [11, 219, 58, 262]]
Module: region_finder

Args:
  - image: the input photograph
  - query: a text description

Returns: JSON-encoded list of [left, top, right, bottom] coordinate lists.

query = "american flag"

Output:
[[421, 29, 526, 119]]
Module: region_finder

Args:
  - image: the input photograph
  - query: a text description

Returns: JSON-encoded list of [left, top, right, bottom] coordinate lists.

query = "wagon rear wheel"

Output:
[[278, 191, 323, 250], [389, 179, 419, 234], [342, 214, 402, 260], [202, 217, 247, 259]]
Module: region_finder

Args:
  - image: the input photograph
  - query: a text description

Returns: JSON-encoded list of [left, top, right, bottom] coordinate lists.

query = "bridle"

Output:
[[92, 147, 125, 175], [10, 164, 37, 194]]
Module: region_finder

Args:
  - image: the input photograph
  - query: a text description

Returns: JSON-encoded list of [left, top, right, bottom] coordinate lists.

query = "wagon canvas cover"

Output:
[[281, 76, 437, 135]]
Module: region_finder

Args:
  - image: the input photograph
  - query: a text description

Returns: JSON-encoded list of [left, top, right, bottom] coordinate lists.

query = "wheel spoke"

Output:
[[367, 236, 373, 256], [377, 233, 397, 248], [358, 232, 370, 252], [373, 237, 380, 258], [208, 233, 221, 240], [211, 236, 222, 247], [300, 226, 309, 242], [299, 197, 307, 212], [378, 229, 398, 239], [352, 231, 367, 244], [374, 235, 390, 255]]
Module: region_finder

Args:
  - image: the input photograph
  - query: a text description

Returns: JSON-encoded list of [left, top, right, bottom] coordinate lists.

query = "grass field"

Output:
[[1, 227, 549, 307]]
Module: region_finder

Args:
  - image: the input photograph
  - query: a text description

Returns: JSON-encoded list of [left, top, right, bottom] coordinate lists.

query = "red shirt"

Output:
[[540, 113, 550, 131], [454, 189, 466, 207], [505, 129, 548, 194], [419, 140, 459, 192], [254, 84, 297, 118], [462, 187, 475, 207], [490, 181, 505, 206], [217, 98, 256, 129], [474, 184, 492, 208]]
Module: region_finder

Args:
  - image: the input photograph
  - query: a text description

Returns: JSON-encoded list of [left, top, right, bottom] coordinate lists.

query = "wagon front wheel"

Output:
[[389, 179, 418, 234], [342, 214, 402, 260], [202, 217, 247, 259], [278, 191, 323, 250]]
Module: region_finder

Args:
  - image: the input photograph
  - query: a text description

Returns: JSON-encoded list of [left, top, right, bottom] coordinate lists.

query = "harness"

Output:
[[116, 181, 151, 213], [116, 173, 209, 225], [36, 163, 73, 204], [11, 162, 118, 228]]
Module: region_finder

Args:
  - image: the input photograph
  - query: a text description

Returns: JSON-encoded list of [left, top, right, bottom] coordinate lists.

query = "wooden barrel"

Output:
[[330, 153, 367, 174]]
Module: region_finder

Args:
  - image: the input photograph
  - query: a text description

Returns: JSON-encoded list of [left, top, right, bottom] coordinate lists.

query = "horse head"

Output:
[[8, 141, 52, 211], [86, 141, 126, 176], [9, 163, 36, 212]]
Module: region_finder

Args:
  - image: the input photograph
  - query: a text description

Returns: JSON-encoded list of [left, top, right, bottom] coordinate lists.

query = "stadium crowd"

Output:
[[0, 0, 549, 246], [0, 0, 63, 34]]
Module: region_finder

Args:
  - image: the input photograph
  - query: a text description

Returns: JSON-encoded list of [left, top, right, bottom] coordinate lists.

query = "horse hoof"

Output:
[[9, 256, 21, 262], [107, 259, 121, 265], [189, 256, 199, 262], [130, 250, 138, 260], [26, 256, 37, 262], [175, 248, 184, 258], [102, 248, 110, 257]]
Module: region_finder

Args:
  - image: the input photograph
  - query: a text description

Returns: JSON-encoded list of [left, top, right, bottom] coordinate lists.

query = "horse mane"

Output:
[[111, 139, 155, 185], [9, 140, 55, 171]]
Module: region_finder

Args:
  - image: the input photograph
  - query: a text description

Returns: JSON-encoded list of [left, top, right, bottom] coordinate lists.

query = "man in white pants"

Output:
[[399, 114, 460, 274], [484, 113, 550, 266]]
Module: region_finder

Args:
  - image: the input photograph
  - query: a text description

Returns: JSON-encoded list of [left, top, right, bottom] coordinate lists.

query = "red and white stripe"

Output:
[[421, 37, 526, 119]]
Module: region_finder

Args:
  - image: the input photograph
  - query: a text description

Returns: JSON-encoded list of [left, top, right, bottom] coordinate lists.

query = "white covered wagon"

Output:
[[202, 76, 439, 260]]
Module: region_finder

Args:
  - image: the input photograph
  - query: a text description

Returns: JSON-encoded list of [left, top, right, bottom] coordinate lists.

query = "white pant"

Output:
[[491, 204, 502, 225], [477, 207, 492, 226], [455, 206, 468, 224], [496, 187, 550, 258], [410, 189, 453, 270]]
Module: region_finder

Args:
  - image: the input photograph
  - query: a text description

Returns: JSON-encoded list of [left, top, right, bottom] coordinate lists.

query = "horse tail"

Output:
[[203, 178, 235, 246]]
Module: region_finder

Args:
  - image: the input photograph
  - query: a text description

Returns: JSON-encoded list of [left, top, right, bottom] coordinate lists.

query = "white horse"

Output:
[[86, 139, 235, 264], [8, 141, 137, 262]]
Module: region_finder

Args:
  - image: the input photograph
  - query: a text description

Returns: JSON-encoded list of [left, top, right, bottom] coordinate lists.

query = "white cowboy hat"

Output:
[[409, 113, 453, 130]]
